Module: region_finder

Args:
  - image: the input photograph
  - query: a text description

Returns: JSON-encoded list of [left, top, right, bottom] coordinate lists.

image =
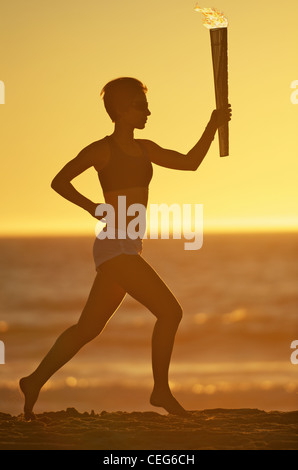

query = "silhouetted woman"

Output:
[[20, 77, 231, 419]]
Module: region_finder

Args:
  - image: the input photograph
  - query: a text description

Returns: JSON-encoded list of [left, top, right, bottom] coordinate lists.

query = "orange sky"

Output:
[[0, 0, 297, 236]]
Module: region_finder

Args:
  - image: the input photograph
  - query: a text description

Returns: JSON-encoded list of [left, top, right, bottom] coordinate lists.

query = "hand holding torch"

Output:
[[195, 5, 230, 157]]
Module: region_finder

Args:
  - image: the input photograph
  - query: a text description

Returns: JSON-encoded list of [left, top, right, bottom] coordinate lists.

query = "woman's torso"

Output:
[[95, 135, 153, 233]]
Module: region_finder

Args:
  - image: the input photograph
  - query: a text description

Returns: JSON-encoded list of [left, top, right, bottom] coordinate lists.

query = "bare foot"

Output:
[[150, 388, 189, 416], [19, 376, 40, 420]]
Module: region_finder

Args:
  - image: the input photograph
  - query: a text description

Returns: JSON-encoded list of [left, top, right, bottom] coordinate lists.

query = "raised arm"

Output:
[[51, 139, 109, 216], [142, 105, 232, 171]]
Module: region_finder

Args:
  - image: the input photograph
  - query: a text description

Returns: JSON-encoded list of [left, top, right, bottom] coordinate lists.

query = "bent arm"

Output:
[[142, 117, 217, 171], [51, 140, 107, 215], [143, 106, 231, 171], [51, 179, 96, 213]]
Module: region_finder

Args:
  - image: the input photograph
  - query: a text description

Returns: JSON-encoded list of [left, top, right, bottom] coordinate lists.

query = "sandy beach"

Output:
[[0, 408, 297, 450]]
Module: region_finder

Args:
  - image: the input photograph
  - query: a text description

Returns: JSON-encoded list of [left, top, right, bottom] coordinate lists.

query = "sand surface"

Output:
[[0, 408, 297, 450]]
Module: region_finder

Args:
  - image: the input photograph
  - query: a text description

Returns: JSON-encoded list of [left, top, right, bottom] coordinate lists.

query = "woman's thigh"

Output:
[[77, 269, 126, 334], [98, 254, 183, 320]]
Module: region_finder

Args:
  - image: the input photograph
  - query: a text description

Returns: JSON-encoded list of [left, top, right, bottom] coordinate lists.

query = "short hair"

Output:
[[100, 77, 148, 123]]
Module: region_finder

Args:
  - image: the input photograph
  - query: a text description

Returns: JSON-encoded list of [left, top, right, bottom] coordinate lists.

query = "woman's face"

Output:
[[118, 91, 151, 129]]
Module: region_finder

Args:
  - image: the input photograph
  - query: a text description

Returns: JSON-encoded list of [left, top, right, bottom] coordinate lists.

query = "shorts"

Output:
[[93, 227, 143, 271]]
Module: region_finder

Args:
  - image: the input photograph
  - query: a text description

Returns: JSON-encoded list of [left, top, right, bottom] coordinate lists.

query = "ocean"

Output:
[[0, 233, 297, 415]]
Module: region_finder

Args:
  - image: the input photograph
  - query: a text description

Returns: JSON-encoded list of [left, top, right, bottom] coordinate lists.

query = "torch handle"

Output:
[[210, 28, 229, 157]]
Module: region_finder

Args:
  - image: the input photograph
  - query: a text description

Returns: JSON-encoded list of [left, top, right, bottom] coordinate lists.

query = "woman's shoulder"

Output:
[[135, 139, 158, 160], [82, 136, 111, 171], [135, 138, 156, 151], [83, 135, 110, 153]]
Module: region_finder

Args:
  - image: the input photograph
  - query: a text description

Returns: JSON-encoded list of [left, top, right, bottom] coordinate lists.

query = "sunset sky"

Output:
[[0, 0, 297, 235]]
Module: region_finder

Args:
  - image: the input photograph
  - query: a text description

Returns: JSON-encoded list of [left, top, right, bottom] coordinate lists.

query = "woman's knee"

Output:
[[172, 302, 183, 323], [157, 299, 183, 324]]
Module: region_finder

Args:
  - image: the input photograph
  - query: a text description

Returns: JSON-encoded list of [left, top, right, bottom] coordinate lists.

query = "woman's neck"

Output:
[[112, 123, 135, 145]]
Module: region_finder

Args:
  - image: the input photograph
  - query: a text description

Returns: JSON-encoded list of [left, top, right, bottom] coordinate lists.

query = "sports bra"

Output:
[[95, 135, 153, 192]]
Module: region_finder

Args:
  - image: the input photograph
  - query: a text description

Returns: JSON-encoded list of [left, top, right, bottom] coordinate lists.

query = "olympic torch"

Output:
[[195, 5, 229, 157]]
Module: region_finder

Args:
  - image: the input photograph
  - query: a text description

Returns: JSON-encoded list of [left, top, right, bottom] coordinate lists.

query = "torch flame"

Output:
[[194, 4, 228, 29]]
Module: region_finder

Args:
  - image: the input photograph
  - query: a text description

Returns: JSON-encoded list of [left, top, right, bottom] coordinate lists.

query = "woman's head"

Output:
[[100, 77, 150, 125]]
